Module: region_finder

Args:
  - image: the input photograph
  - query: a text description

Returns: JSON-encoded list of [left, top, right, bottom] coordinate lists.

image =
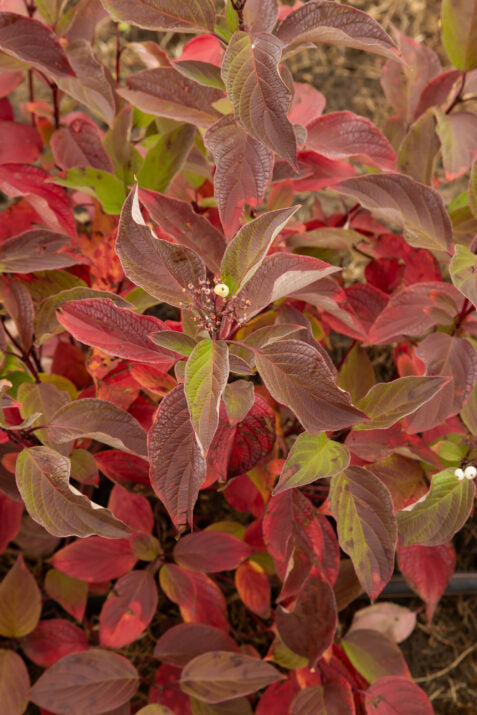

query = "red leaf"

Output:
[[0, 13, 74, 77], [159, 563, 228, 631], [173, 530, 252, 573], [58, 298, 179, 369], [50, 119, 113, 172], [180, 34, 223, 64], [291, 681, 355, 714], [51, 537, 137, 583], [108, 484, 154, 534], [0, 649, 30, 715], [0, 491, 22, 555], [235, 561, 271, 618], [149, 663, 192, 714], [21, 619, 89, 666], [30, 649, 139, 715], [288, 82, 326, 127], [228, 394, 276, 478], [153, 623, 239, 667], [306, 111, 395, 170], [0, 69, 23, 97], [94, 450, 151, 488], [99, 570, 158, 648], [256, 679, 300, 715], [397, 543, 455, 621], [0, 120, 42, 165], [365, 258, 403, 294], [148, 384, 206, 531], [276, 575, 337, 669], [365, 676, 433, 714]]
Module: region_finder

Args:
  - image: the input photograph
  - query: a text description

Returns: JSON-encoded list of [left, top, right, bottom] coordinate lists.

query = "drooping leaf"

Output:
[[397, 110, 440, 185], [397, 543, 455, 621], [137, 124, 196, 193], [173, 530, 252, 573], [441, 0, 477, 70], [119, 68, 222, 128], [290, 681, 355, 715], [101, 0, 216, 32], [15, 446, 130, 539], [220, 207, 298, 295], [276, 576, 337, 669], [0, 229, 77, 273], [0, 277, 34, 352], [205, 115, 274, 237], [30, 649, 139, 715], [356, 376, 448, 430], [365, 676, 433, 714], [58, 298, 178, 369], [53, 167, 126, 215], [221, 31, 296, 165], [159, 563, 228, 631], [222, 380, 254, 425], [397, 468, 474, 546], [0, 649, 30, 715], [153, 624, 238, 667], [305, 111, 395, 170], [330, 467, 397, 599], [180, 651, 283, 704], [276, 1, 400, 61], [148, 384, 206, 531], [44, 568, 88, 622], [254, 339, 365, 433], [0, 12, 74, 77], [99, 570, 158, 648], [0, 555, 42, 637], [274, 432, 349, 494], [117, 187, 207, 307], [450, 243, 477, 308], [336, 174, 452, 251], [185, 339, 229, 456], [21, 618, 89, 666], [51, 536, 137, 582], [341, 629, 409, 683], [49, 399, 148, 456]]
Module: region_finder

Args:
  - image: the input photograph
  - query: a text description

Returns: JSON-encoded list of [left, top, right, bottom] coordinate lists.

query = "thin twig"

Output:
[[414, 643, 477, 683]]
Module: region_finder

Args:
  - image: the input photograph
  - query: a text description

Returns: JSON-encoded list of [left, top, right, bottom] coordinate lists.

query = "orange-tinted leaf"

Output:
[[99, 570, 158, 648], [0, 555, 42, 637], [44, 568, 88, 622], [235, 561, 271, 618], [159, 563, 228, 631]]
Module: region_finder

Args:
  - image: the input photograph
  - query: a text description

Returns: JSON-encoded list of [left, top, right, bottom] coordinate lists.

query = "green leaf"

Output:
[[220, 208, 299, 295], [274, 433, 349, 494], [185, 340, 229, 455], [449, 243, 477, 308], [175, 60, 225, 90], [337, 344, 375, 403], [397, 110, 440, 185], [0, 556, 41, 638], [330, 467, 397, 599], [397, 468, 474, 546], [341, 629, 409, 683], [15, 446, 130, 538], [442, 0, 477, 70], [137, 124, 195, 192], [356, 376, 448, 430], [52, 167, 126, 214]]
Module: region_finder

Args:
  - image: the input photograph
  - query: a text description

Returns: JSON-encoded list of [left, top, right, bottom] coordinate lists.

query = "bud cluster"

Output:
[[179, 276, 251, 338]]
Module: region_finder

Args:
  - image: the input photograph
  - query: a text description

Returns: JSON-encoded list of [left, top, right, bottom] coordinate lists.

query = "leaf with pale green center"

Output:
[[221, 31, 297, 165], [330, 467, 397, 599], [223, 381, 254, 425], [101, 0, 216, 32], [185, 340, 229, 456], [356, 376, 449, 430], [220, 207, 299, 295], [137, 124, 195, 193], [15, 447, 130, 539], [53, 168, 126, 215], [174, 60, 225, 89], [149, 330, 197, 356], [450, 244, 477, 308], [441, 0, 477, 70], [274, 433, 350, 494], [397, 468, 474, 546]]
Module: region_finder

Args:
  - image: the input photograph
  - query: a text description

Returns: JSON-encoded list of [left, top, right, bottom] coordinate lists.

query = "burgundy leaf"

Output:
[[30, 649, 139, 715], [159, 563, 228, 631], [21, 619, 89, 666], [221, 31, 296, 165], [58, 298, 179, 369], [50, 119, 113, 172], [365, 676, 433, 714], [290, 681, 355, 715], [227, 393, 276, 478], [205, 115, 274, 237], [173, 530, 252, 573], [276, 1, 400, 61], [51, 536, 137, 582], [243, 0, 279, 33], [0, 649, 30, 715], [397, 543, 456, 621], [0, 492, 22, 555], [101, 0, 216, 32], [153, 623, 239, 667], [0, 120, 41, 164], [148, 384, 206, 531], [415, 69, 462, 118], [94, 450, 150, 488], [235, 561, 271, 619], [64, 0, 109, 44], [306, 111, 396, 170], [0, 229, 77, 273], [0, 277, 34, 352], [99, 571, 158, 648]]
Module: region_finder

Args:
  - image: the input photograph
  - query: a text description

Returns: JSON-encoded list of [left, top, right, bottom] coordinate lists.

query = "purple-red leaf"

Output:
[[50, 119, 113, 172], [173, 530, 252, 573], [365, 676, 433, 714], [0, 120, 42, 164], [30, 649, 139, 715], [153, 623, 238, 667], [99, 570, 158, 648], [243, 0, 279, 33], [21, 619, 89, 666], [290, 681, 355, 715], [101, 0, 216, 32], [435, 108, 477, 179], [94, 450, 150, 489], [51, 536, 137, 582], [0, 229, 77, 273], [148, 384, 206, 531], [0, 492, 22, 555], [221, 31, 297, 165]]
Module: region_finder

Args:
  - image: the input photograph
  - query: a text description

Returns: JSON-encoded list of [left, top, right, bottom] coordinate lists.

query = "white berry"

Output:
[[454, 468, 465, 480], [464, 465, 477, 480], [214, 283, 229, 298]]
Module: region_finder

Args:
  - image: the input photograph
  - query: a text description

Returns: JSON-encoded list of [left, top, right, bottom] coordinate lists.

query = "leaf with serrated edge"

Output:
[[397, 468, 474, 546], [15, 447, 130, 539], [330, 467, 397, 599], [356, 376, 449, 430], [101, 0, 216, 32], [254, 339, 365, 432], [148, 384, 206, 530], [180, 651, 283, 703], [49, 399, 148, 456], [450, 244, 477, 308], [117, 186, 206, 307], [185, 340, 229, 456], [221, 208, 299, 295], [221, 31, 297, 165], [275, 433, 350, 494], [336, 174, 452, 251], [276, 0, 400, 61]]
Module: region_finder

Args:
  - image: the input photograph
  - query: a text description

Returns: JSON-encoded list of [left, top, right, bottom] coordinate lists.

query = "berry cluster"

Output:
[[180, 277, 251, 338], [455, 465, 477, 481]]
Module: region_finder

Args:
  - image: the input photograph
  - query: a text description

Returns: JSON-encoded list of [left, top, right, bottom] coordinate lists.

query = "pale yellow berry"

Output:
[[214, 283, 229, 298]]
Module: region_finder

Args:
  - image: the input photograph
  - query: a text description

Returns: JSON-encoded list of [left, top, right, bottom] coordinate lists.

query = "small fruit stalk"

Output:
[[180, 277, 251, 339]]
